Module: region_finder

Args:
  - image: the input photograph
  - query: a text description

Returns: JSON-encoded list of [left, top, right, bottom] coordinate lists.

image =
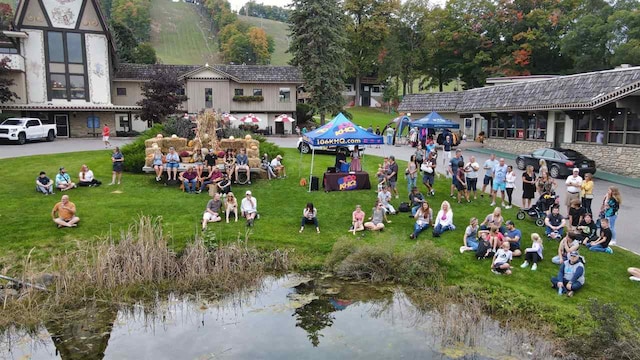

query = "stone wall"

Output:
[[483, 139, 552, 155], [561, 143, 640, 178], [483, 138, 640, 178]]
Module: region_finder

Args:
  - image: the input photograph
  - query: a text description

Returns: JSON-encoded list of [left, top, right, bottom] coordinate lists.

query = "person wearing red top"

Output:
[[102, 124, 111, 148]]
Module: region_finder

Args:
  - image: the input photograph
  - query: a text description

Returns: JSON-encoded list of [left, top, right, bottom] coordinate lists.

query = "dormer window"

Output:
[[46, 31, 87, 101]]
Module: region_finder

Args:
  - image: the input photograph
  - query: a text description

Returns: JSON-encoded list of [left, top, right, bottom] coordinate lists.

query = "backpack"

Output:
[[398, 202, 410, 212], [476, 239, 494, 259]]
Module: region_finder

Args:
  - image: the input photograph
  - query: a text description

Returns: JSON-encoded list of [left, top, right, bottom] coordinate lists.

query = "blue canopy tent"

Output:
[[398, 111, 460, 135], [302, 113, 384, 191]]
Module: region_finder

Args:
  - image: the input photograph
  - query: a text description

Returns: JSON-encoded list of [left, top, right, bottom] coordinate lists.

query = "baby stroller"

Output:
[[516, 192, 559, 226]]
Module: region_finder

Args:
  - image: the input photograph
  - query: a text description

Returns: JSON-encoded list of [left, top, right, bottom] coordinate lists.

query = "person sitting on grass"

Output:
[[351, 205, 365, 235], [410, 201, 433, 240], [165, 147, 180, 182], [152, 148, 165, 182], [216, 173, 232, 195], [629, 267, 640, 282], [480, 207, 505, 233], [551, 251, 585, 297], [459, 217, 479, 253], [521, 233, 544, 271], [51, 194, 80, 228], [271, 155, 287, 178], [300, 202, 320, 234], [409, 186, 425, 216], [235, 148, 251, 184], [552, 233, 580, 265], [36, 171, 54, 195], [202, 193, 222, 230], [545, 205, 566, 240], [241, 190, 258, 227], [576, 213, 598, 245], [364, 201, 390, 231], [488, 226, 504, 253], [432, 201, 454, 237], [377, 185, 396, 215], [179, 166, 198, 194], [78, 164, 101, 187], [586, 218, 613, 254], [225, 192, 238, 223], [491, 241, 513, 275], [55, 167, 76, 191], [503, 220, 522, 257]]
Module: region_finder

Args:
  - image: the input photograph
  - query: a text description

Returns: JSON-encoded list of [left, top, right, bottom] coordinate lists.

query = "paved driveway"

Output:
[[0, 138, 133, 159]]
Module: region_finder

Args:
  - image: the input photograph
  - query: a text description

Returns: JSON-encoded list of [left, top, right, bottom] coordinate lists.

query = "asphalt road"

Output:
[[2, 136, 637, 254]]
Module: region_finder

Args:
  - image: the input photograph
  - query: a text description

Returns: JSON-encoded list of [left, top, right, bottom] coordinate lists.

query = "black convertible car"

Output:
[[515, 148, 596, 178]]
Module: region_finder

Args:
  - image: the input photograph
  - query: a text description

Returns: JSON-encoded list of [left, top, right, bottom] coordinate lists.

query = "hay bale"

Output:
[[145, 138, 162, 149], [247, 139, 260, 149], [248, 158, 261, 168], [163, 138, 187, 151], [219, 138, 247, 151], [247, 148, 259, 158], [145, 148, 160, 157], [145, 153, 154, 167]]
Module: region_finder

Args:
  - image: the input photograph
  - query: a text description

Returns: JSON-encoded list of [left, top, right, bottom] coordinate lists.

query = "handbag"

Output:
[[421, 162, 433, 173]]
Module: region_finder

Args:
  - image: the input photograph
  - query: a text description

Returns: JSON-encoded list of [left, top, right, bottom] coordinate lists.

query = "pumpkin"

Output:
[[156, 134, 164, 138], [250, 145, 258, 150], [245, 134, 252, 140], [299, 178, 307, 187], [187, 140, 195, 147], [171, 134, 178, 138], [229, 136, 235, 140]]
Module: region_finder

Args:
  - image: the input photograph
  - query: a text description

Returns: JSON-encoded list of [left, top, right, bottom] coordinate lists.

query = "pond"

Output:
[[0, 275, 555, 359]]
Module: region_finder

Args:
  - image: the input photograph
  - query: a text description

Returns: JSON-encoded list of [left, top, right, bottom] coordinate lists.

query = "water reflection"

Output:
[[0, 275, 554, 359]]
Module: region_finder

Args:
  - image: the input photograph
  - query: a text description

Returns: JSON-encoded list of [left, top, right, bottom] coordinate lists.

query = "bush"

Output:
[[121, 124, 165, 173], [259, 141, 282, 162], [296, 103, 315, 124], [164, 115, 195, 140], [115, 130, 141, 137]]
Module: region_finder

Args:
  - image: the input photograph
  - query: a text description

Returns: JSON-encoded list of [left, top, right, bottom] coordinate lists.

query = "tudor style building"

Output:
[[399, 66, 640, 178], [0, 0, 301, 137]]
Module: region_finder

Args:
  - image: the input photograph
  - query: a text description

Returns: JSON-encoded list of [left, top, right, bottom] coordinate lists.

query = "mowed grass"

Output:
[[348, 106, 399, 129], [238, 15, 291, 66], [150, 0, 220, 65], [1, 146, 639, 334]]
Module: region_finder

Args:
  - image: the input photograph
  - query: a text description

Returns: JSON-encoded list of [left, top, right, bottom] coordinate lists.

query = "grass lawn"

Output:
[[1, 146, 639, 334], [150, 0, 220, 65], [238, 15, 291, 66], [347, 107, 399, 130]]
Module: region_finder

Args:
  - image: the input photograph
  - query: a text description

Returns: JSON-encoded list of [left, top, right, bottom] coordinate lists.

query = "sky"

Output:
[[228, 0, 447, 12]]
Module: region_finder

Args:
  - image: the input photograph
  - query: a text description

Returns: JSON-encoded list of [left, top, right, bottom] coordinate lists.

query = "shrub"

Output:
[[121, 123, 165, 173], [115, 130, 141, 137], [232, 95, 264, 102], [164, 115, 195, 139], [324, 237, 359, 271], [259, 141, 282, 162], [296, 103, 315, 124]]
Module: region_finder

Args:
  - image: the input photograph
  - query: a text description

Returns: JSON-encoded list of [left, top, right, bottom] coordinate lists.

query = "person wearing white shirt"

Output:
[[377, 186, 396, 214], [433, 201, 455, 237], [78, 164, 102, 187], [464, 156, 480, 199], [505, 165, 517, 209], [270, 155, 287, 178], [481, 154, 498, 197], [241, 190, 258, 226], [565, 168, 583, 214]]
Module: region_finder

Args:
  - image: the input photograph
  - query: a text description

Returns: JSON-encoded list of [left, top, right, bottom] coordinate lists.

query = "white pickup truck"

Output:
[[0, 117, 57, 144]]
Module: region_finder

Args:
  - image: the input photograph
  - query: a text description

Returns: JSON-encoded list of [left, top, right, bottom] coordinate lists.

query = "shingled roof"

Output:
[[398, 66, 640, 113], [459, 67, 640, 112], [398, 92, 463, 112], [114, 63, 302, 83]]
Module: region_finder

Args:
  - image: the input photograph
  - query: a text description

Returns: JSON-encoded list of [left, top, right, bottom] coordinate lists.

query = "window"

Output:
[[48, 32, 64, 63], [118, 115, 130, 129], [526, 113, 546, 140], [253, 88, 262, 96], [26, 120, 39, 127], [87, 115, 100, 129], [205, 88, 213, 108], [627, 111, 640, 145], [489, 112, 546, 140], [50, 74, 67, 99], [489, 115, 505, 138], [116, 88, 127, 96], [279, 87, 291, 102], [176, 87, 185, 96], [372, 86, 381, 93], [66, 33, 83, 63], [69, 75, 85, 99], [234, 88, 244, 96]]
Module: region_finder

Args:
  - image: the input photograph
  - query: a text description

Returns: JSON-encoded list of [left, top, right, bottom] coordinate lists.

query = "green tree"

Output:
[[111, 0, 151, 41], [137, 70, 188, 124], [344, 0, 399, 104], [419, 6, 459, 91], [133, 43, 157, 64], [607, 0, 640, 67], [289, 0, 347, 124], [0, 57, 19, 104], [222, 33, 254, 64], [110, 21, 138, 63]]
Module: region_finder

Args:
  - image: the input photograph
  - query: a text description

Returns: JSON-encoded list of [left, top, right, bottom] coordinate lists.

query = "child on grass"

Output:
[[491, 241, 513, 275], [521, 233, 544, 271]]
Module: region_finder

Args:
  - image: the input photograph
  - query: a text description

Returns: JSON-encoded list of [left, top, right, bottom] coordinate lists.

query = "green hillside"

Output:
[[150, 0, 220, 65], [238, 15, 291, 66]]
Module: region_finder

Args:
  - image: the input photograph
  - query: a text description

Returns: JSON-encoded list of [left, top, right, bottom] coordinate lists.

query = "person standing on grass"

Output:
[[505, 165, 516, 209], [52, 194, 80, 228], [386, 156, 399, 199], [490, 158, 508, 207], [300, 202, 320, 233], [109, 146, 124, 185], [491, 241, 513, 275], [455, 160, 470, 204], [552, 251, 585, 297], [464, 156, 480, 200], [36, 171, 54, 195], [410, 201, 433, 240], [442, 135, 453, 166], [521, 233, 544, 271], [565, 168, 583, 214], [581, 173, 594, 215], [601, 186, 621, 246], [421, 151, 436, 196], [102, 123, 111, 148], [448, 149, 464, 198], [481, 154, 498, 198], [406, 155, 418, 193], [586, 218, 613, 254], [522, 165, 537, 209], [241, 190, 258, 227], [202, 193, 222, 230]]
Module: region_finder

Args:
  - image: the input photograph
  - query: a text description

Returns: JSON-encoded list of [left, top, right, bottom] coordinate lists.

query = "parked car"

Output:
[[296, 137, 359, 155], [0, 118, 57, 145], [515, 148, 596, 178]]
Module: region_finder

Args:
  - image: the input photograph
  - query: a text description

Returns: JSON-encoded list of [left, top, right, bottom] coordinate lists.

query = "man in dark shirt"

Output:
[[448, 149, 464, 197], [587, 218, 613, 253], [442, 135, 453, 166], [335, 149, 347, 170], [504, 220, 522, 257], [204, 149, 218, 174], [545, 206, 565, 239], [577, 213, 598, 244], [36, 171, 54, 195], [408, 186, 425, 216], [568, 199, 586, 228], [386, 155, 399, 198]]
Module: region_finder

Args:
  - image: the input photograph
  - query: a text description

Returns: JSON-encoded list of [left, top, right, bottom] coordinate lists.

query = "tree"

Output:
[[111, 0, 151, 41], [344, 0, 398, 104], [111, 21, 138, 63], [289, 0, 347, 124], [222, 33, 254, 64], [0, 57, 19, 104], [133, 43, 157, 64], [247, 27, 272, 64], [137, 70, 188, 124]]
